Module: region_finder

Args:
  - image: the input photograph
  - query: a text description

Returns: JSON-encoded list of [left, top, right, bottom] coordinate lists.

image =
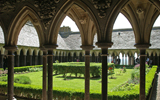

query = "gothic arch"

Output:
[[7, 6, 45, 47], [121, 1, 160, 44], [49, 0, 99, 46]]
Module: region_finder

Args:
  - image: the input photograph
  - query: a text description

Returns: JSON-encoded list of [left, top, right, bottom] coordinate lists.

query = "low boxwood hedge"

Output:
[[53, 62, 114, 77], [0, 66, 157, 100]]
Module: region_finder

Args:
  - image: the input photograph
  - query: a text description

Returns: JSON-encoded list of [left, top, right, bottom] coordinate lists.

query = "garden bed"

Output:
[[0, 64, 157, 100]]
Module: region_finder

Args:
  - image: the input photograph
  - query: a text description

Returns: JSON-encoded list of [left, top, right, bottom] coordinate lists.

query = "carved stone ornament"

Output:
[[92, 0, 111, 18], [0, 0, 26, 14], [34, 0, 60, 29]]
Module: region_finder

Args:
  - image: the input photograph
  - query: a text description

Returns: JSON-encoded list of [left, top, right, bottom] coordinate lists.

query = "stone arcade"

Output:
[[0, 0, 160, 100]]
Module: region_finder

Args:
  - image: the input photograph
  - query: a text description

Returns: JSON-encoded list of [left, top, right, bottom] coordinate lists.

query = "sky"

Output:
[[61, 13, 160, 32]]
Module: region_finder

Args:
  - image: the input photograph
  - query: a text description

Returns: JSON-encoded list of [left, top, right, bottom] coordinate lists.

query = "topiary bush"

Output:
[[14, 76, 31, 84]]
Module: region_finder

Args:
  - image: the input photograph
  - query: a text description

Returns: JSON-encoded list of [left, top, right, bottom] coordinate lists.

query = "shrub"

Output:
[[14, 76, 31, 84], [0, 76, 7, 82]]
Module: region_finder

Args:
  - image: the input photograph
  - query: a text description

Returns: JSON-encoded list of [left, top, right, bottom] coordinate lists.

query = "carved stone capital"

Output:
[[3, 45, 17, 51], [42, 44, 58, 50], [92, 0, 111, 18], [96, 42, 113, 48], [134, 43, 151, 50], [80, 45, 94, 51]]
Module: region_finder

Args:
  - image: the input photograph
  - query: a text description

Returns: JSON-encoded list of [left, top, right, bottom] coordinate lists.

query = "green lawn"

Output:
[[14, 68, 133, 92]]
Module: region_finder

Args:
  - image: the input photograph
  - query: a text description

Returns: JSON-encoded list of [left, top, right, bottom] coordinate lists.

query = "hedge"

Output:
[[53, 62, 114, 77], [0, 66, 157, 100]]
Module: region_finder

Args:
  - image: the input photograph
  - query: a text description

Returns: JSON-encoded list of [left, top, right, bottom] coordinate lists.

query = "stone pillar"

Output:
[[128, 56, 131, 65], [125, 55, 127, 65], [15, 55, 19, 67], [139, 49, 146, 100], [0, 54, 3, 68], [41, 55, 43, 65], [48, 50, 53, 100], [122, 54, 124, 65], [96, 42, 112, 100], [101, 48, 108, 100], [4, 46, 17, 100], [29, 55, 32, 65], [72, 56, 74, 62], [135, 44, 150, 100], [131, 56, 134, 65], [85, 51, 90, 100], [114, 56, 117, 64], [35, 55, 38, 65], [42, 51, 47, 100], [81, 46, 94, 100], [23, 55, 26, 66]]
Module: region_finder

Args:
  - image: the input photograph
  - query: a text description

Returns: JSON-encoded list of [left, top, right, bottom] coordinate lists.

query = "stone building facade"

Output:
[[1, 25, 159, 68]]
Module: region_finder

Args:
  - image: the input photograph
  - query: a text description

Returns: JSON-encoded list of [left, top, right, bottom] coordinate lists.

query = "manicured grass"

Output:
[[13, 68, 133, 92]]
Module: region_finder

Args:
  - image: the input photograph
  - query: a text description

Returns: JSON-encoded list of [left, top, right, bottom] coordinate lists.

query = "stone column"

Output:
[[139, 49, 146, 100], [132, 56, 135, 65], [42, 50, 47, 100], [29, 55, 32, 65], [81, 46, 94, 100], [101, 48, 108, 100], [4, 46, 17, 100], [114, 56, 117, 64], [41, 55, 43, 65], [15, 55, 19, 67], [35, 55, 38, 65], [23, 55, 26, 66], [125, 55, 127, 65], [96, 42, 112, 100], [85, 51, 90, 100], [0, 54, 3, 68], [72, 56, 74, 62], [135, 44, 150, 100], [128, 56, 131, 65], [122, 54, 124, 65], [48, 50, 53, 100]]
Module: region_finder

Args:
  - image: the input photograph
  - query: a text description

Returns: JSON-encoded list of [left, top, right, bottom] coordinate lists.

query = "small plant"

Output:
[[123, 66, 126, 73], [55, 60, 59, 63], [14, 76, 31, 84]]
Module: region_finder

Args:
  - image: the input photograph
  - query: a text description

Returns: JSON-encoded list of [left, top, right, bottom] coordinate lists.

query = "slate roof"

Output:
[[0, 24, 160, 50]]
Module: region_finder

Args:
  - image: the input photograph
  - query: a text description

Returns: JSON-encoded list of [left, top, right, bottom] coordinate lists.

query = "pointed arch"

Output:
[[49, 0, 99, 46], [7, 6, 45, 47]]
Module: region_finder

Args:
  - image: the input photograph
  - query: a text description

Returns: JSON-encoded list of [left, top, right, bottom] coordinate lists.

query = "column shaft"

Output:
[[42, 51, 47, 100], [7, 51, 14, 100], [101, 48, 108, 100], [29, 55, 32, 65], [122, 54, 124, 65], [139, 49, 146, 100], [48, 50, 53, 100], [84, 51, 90, 100], [23, 55, 26, 66], [35, 55, 38, 65], [0, 55, 3, 68]]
